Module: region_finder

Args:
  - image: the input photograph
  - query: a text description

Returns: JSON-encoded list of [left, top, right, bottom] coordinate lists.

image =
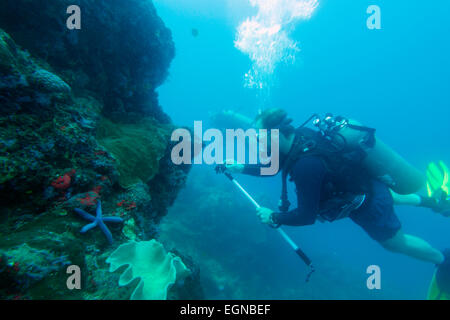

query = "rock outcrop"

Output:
[[0, 0, 201, 299]]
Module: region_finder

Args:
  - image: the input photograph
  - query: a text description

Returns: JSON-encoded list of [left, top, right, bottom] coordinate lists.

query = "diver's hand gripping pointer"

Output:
[[215, 165, 315, 282]]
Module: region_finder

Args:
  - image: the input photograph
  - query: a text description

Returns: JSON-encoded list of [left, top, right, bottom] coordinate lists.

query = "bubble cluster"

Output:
[[235, 0, 318, 91]]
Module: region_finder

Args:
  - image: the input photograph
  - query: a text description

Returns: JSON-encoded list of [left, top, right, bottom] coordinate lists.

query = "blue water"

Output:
[[155, 0, 450, 299]]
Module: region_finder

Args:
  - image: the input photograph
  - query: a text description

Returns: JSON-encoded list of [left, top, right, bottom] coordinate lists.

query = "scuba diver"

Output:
[[221, 108, 450, 299]]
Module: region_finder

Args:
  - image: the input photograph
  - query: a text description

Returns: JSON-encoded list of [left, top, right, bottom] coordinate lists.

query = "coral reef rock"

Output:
[[0, 0, 200, 300], [0, 0, 174, 122]]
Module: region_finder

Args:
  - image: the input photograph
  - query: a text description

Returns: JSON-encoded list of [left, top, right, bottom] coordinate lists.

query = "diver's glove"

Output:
[[224, 159, 244, 173], [256, 207, 281, 228], [268, 212, 281, 229]]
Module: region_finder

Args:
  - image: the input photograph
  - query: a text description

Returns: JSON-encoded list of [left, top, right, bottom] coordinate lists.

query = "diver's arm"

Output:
[[271, 156, 326, 226], [210, 110, 254, 130], [242, 164, 275, 177], [271, 207, 317, 226], [226, 110, 254, 128], [225, 162, 275, 177]]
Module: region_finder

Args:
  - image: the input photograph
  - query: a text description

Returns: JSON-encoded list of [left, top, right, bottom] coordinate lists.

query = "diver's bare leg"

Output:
[[381, 230, 444, 264], [390, 190, 421, 206]]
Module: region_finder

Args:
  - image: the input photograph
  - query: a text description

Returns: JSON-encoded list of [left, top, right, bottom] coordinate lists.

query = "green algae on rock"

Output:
[[96, 118, 171, 189]]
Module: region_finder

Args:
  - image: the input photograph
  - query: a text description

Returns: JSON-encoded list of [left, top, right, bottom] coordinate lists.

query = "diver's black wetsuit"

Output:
[[244, 155, 402, 242]]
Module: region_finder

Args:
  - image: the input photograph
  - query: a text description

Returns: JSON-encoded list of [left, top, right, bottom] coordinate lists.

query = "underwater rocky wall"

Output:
[[0, 0, 174, 122], [0, 0, 202, 299]]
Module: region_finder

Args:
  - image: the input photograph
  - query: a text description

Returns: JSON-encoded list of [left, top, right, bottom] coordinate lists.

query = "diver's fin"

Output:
[[427, 273, 449, 300], [426, 161, 449, 198], [429, 249, 450, 300]]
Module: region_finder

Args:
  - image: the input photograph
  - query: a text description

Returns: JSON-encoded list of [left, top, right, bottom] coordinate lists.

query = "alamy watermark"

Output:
[[66, 5, 81, 30], [66, 265, 81, 290], [366, 265, 381, 290], [170, 121, 280, 176], [65, 4, 381, 31], [367, 5, 382, 30]]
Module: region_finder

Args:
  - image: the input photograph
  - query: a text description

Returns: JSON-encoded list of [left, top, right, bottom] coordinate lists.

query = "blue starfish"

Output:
[[74, 201, 123, 244]]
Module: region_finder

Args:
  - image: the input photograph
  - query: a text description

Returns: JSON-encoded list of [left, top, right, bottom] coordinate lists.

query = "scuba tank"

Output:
[[311, 114, 426, 195], [279, 113, 426, 220]]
